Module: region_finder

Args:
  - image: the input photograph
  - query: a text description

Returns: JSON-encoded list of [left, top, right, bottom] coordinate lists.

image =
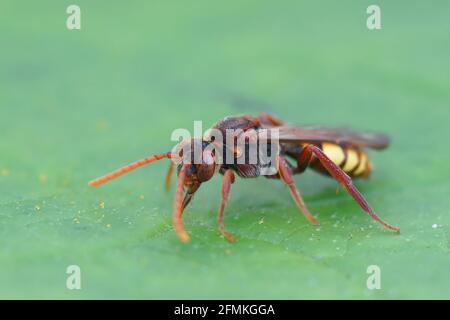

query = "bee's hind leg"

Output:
[[307, 145, 400, 233]]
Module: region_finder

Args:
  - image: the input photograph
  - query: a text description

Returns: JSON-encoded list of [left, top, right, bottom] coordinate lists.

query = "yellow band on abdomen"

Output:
[[342, 148, 359, 172], [353, 152, 368, 175], [322, 143, 345, 167]]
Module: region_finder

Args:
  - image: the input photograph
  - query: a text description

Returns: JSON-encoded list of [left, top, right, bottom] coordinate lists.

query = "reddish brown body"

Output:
[[89, 113, 399, 243]]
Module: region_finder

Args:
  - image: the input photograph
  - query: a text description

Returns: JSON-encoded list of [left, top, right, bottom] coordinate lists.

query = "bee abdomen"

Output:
[[311, 143, 372, 178]]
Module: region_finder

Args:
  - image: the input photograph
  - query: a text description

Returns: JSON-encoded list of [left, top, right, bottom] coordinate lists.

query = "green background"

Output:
[[1, 1, 449, 299]]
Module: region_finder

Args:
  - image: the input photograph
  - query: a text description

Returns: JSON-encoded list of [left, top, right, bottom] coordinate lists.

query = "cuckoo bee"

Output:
[[89, 113, 399, 242]]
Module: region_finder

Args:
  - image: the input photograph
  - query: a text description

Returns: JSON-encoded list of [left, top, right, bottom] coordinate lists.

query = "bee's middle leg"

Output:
[[217, 169, 236, 242], [277, 155, 320, 225]]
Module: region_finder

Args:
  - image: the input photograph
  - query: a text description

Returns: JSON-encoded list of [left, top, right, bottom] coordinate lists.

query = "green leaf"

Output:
[[1, 0, 449, 299]]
